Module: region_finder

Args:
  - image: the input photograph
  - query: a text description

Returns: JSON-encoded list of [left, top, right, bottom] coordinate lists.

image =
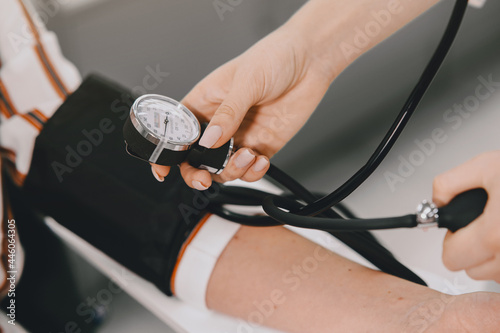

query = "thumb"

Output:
[[433, 156, 486, 207], [198, 83, 259, 149]]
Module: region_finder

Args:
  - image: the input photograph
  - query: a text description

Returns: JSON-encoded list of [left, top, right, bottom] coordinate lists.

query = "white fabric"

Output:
[[0, 0, 81, 296], [174, 214, 241, 310], [0, 0, 81, 172], [174, 178, 284, 309]]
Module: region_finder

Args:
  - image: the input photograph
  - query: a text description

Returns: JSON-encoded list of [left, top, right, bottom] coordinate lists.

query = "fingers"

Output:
[[179, 148, 269, 190], [198, 83, 260, 149], [433, 151, 500, 206], [152, 162, 215, 191], [242, 156, 270, 182], [432, 157, 486, 207], [151, 149, 270, 190], [179, 163, 213, 191], [437, 152, 500, 282], [213, 148, 269, 184], [465, 255, 500, 283], [151, 164, 170, 182], [442, 215, 495, 272]]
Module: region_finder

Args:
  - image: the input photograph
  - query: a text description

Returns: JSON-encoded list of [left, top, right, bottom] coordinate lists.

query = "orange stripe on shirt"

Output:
[[0, 101, 10, 119], [32, 108, 49, 122], [5, 164, 25, 187], [0, 147, 16, 162], [170, 213, 212, 296], [0, 80, 18, 118], [17, 0, 69, 98], [0, 150, 26, 187], [33, 46, 66, 100], [20, 113, 43, 131], [0, 80, 18, 115]]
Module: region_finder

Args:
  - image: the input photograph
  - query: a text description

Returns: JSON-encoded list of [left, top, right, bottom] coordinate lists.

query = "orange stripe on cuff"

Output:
[[170, 213, 212, 296]]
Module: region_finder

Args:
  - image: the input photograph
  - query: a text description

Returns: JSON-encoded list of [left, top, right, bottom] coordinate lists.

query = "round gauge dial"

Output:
[[133, 95, 200, 145], [124, 94, 233, 173]]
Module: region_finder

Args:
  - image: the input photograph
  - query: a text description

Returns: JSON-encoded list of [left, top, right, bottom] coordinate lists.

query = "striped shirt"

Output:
[[0, 0, 81, 296]]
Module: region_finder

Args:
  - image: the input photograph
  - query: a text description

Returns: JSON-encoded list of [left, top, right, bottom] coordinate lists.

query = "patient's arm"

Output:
[[207, 226, 500, 333]]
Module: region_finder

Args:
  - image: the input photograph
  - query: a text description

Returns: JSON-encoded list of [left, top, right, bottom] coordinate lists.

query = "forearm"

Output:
[[285, 0, 440, 80], [207, 226, 482, 333]]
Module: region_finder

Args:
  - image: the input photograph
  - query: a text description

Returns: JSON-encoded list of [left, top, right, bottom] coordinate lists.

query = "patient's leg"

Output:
[[206, 226, 500, 333]]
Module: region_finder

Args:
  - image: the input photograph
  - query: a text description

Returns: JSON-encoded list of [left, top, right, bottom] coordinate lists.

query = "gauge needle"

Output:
[[164, 117, 169, 136]]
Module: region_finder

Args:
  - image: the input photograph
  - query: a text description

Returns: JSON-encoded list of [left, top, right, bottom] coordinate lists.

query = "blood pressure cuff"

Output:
[[22, 74, 206, 296]]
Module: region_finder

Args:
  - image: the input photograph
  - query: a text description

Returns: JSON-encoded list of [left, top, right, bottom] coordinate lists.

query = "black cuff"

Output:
[[23, 74, 206, 296]]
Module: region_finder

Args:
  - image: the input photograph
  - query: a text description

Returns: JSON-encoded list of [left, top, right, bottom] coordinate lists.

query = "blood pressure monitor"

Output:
[[123, 94, 233, 174]]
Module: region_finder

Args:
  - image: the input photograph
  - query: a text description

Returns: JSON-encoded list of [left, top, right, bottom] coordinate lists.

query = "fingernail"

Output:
[[234, 149, 255, 168], [151, 166, 164, 182], [192, 180, 209, 191], [253, 157, 269, 172], [199, 125, 222, 148]]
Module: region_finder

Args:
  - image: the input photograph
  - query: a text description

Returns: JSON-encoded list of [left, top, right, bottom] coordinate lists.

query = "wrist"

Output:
[[282, 0, 349, 83], [282, 0, 441, 83]]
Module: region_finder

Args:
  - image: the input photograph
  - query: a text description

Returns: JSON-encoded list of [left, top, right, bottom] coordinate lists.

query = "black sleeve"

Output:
[[22, 75, 206, 296]]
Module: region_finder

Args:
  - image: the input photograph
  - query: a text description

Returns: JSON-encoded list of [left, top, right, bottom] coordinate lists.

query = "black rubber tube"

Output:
[[263, 195, 417, 231], [296, 0, 469, 216]]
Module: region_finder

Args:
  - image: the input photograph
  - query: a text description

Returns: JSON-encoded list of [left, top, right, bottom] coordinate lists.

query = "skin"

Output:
[[152, 0, 500, 331], [152, 0, 441, 188], [207, 225, 500, 332], [434, 151, 500, 283]]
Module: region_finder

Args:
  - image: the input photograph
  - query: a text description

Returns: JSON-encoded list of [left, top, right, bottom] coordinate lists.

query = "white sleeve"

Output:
[[172, 179, 282, 310], [172, 213, 241, 310]]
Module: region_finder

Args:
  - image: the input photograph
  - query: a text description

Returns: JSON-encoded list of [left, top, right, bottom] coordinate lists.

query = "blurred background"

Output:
[[21, 0, 500, 331]]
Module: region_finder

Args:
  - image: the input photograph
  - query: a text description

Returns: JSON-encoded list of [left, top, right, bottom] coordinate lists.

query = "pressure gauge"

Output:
[[123, 94, 233, 174]]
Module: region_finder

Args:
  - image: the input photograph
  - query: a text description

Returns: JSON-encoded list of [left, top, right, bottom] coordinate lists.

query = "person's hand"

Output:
[[150, 0, 443, 190], [151, 24, 337, 190], [433, 151, 500, 283]]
